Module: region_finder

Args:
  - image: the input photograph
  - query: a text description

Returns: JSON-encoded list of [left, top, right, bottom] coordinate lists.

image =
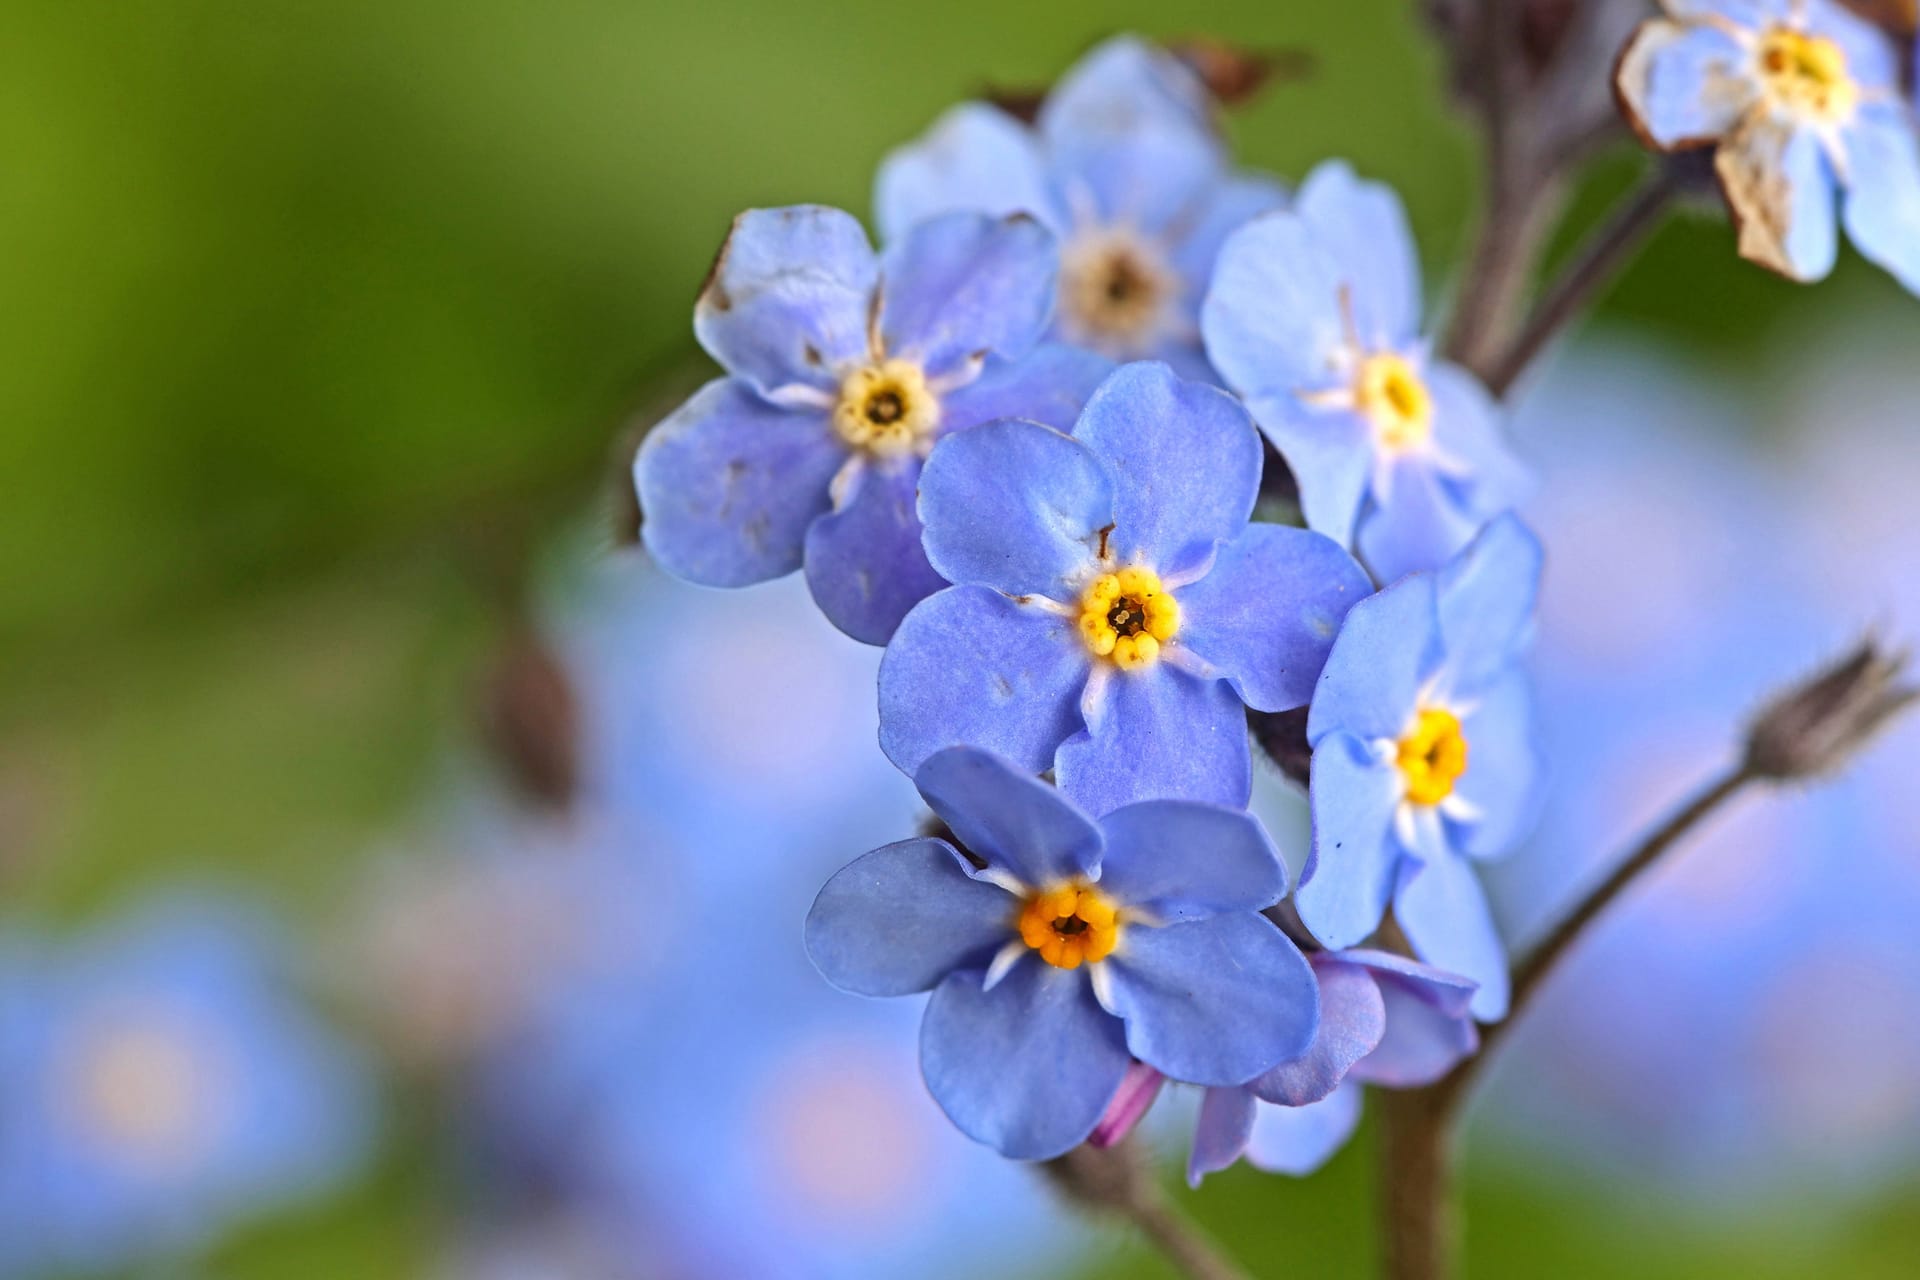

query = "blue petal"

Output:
[[1177, 524, 1373, 712], [1243, 1081, 1363, 1177], [1100, 913, 1318, 1086], [879, 586, 1089, 778], [1841, 107, 1920, 298], [1307, 573, 1439, 745], [921, 959, 1132, 1160], [1168, 172, 1290, 301], [1346, 951, 1479, 1088], [1094, 801, 1286, 920], [1246, 398, 1373, 547], [1449, 671, 1543, 859], [939, 344, 1116, 434], [1616, 19, 1756, 149], [1201, 211, 1350, 401], [803, 458, 946, 645], [1249, 956, 1386, 1106], [917, 419, 1111, 600], [1357, 457, 1487, 584], [1071, 362, 1262, 578], [1187, 1086, 1257, 1186], [1811, 0, 1901, 93], [1293, 161, 1422, 347], [805, 838, 1016, 996], [1296, 732, 1406, 949], [875, 103, 1061, 241], [913, 745, 1104, 889], [1434, 512, 1541, 697], [1717, 117, 1838, 281], [879, 212, 1059, 381], [692, 206, 878, 396], [1426, 360, 1531, 513], [1393, 842, 1510, 1021], [636, 378, 844, 587], [1055, 664, 1250, 817]]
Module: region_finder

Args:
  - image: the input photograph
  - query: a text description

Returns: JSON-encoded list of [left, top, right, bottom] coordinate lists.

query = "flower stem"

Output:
[[1376, 1086, 1457, 1280], [1043, 1139, 1252, 1280]]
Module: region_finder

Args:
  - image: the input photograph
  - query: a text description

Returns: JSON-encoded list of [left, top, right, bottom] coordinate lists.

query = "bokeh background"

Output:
[[5, 1, 1920, 1275]]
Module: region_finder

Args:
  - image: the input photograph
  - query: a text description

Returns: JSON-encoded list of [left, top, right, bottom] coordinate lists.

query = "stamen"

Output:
[[1057, 228, 1179, 356], [1397, 707, 1469, 806], [1757, 28, 1856, 124], [1077, 567, 1180, 669], [1016, 882, 1122, 970], [832, 360, 940, 457], [1354, 352, 1435, 454]]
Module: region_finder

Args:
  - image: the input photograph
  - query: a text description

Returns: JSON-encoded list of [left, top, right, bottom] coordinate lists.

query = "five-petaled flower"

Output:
[[876, 35, 1285, 377], [877, 360, 1373, 819], [636, 205, 1111, 645], [1201, 162, 1530, 586], [1295, 514, 1546, 1020], [804, 746, 1319, 1160], [1616, 0, 1920, 293]]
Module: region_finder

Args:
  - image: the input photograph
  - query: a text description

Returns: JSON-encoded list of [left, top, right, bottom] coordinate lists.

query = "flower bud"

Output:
[[479, 630, 581, 811], [1743, 637, 1917, 781]]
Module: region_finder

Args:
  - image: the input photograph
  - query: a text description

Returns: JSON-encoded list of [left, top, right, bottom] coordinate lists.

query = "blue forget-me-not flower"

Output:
[[637, 205, 1110, 645], [877, 360, 1372, 818], [1294, 514, 1545, 1020], [1202, 162, 1529, 586], [1616, 0, 1920, 293], [875, 35, 1285, 377], [805, 746, 1319, 1160]]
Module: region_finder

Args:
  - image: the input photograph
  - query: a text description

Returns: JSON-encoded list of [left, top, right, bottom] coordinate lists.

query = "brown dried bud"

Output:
[[480, 630, 582, 810], [1744, 637, 1918, 781], [1167, 38, 1316, 107], [1837, 0, 1917, 38], [982, 84, 1048, 125]]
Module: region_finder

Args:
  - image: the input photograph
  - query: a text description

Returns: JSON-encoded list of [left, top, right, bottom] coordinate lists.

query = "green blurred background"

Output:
[[5, 0, 1918, 1274]]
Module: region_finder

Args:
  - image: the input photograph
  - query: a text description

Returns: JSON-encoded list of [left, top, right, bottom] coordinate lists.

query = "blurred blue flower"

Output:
[[1295, 514, 1545, 1020], [876, 35, 1284, 375], [1202, 162, 1529, 584], [636, 205, 1109, 644], [0, 895, 372, 1276], [807, 745, 1315, 1159], [1616, 0, 1920, 291], [879, 361, 1371, 817]]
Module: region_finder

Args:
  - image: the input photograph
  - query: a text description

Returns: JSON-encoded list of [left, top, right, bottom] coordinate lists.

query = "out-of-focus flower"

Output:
[[876, 35, 1285, 376], [1616, 0, 1920, 292], [879, 361, 1371, 817], [807, 745, 1315, 1159], [0, 896, 372, 1275], [636, 206, 1109, 644], [1296, 515, 1545, 1020], [1202, 162, 1529, 584]]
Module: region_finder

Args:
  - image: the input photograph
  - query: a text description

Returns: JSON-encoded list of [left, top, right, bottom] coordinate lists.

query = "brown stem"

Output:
[[1043, 1139, 1251, 1280], [1377, 1086, 1457, 1280]]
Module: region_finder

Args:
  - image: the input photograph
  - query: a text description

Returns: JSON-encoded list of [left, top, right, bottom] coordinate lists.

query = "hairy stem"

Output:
[[1043, 1139, 1251, 1280]]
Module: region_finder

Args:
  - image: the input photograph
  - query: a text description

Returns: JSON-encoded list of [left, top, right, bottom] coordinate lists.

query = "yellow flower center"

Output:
[[1017, 882, 1121, 970], [1397, 708, 1469, 806], [1758, 28, 1856, 123], [1058, 230, 1178, 355], [832, 359, 940, 457], [1356, 352, 1434, 453], [1078, 566, 1180, 669]]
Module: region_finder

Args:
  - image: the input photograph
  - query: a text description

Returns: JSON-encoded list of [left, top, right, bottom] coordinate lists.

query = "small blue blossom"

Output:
[[1617, 0, 1920, 292], [805, 746, 1319, 1160], [636, 205, 1111, 645], [1201, 162, 1530, 585], [878, 360, 1373, 818], [875, 35, 1285, 376], [1187, 948, 1478, 1183], [1294, 514, 1546, 1020]]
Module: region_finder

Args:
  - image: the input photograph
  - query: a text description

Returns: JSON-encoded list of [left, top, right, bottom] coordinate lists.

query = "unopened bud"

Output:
[[1167, 38, 1315, 107], [480, 630, 582, 810], [1744, 638, 1917, 781]]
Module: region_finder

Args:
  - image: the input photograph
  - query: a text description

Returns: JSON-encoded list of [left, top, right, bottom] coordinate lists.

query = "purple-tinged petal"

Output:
[[805, 838, 1016, 996], [1071, 362, 1262, 578], [1094, 801, 1286, 921], [1349, 956, 1479, 1088], [939, 344, 1115, 434], [917, 419, 1112, 600], [875, 103, 1061, 241], [1841, 106, 1920, 298], [803, 458, 946, 645], [913, 745, 1104, 888], [1201, 211, 1350, 401], [1055, 665, 1250, 817], [1249, 956, 1387, 1106], [1448, 671, 1543, 860], [1177, 524, 1373, 712], [879, 212, 1058, 380], [692, 206, 877, 396], [635, 378, 844, 588], [1247, 399, 1374, 548], [1090, 1061, 1166, 1149], [1393, 842, 1510, 1021], [1358, 458, 1486, 585], [921, 959, 1131, 1160], [1243, 1081, 1364, 1177], [1100, 913, 1318, 1086], [1296, 732, 1406, 949], [879, 587, 1089, 778], [1434, 512, 1542, 697], [1717, 115, 1839, 282], [1187, 1086, 1257, 1186], [1307, 574, 1440, 745], [1615, 18, 1757, 150], [1293, 161, 1421, 347]]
